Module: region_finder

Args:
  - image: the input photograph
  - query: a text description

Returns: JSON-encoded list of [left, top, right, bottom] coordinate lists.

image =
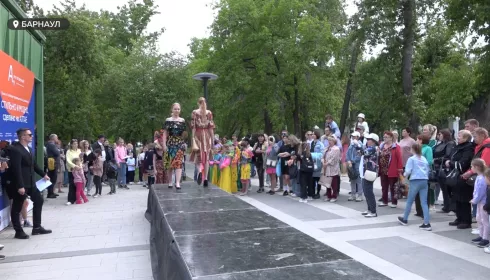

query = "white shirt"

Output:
[[97, 142, 106, 161], [137, 152, 146, 167], [127, 158, 136, 171]]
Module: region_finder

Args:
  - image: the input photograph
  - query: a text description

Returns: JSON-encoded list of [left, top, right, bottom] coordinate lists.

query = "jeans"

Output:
[[64, 170, 69, 185], [350, 177, 363, 195], [108, 178, 116, 193], [404, 179, 430, 224], [291, 177, 301, 196], [472, 204, 477, 218], [363, 179, 376, 214], [10, 186, 43, 232], [118, 163, 127, 185], [85, 172, 93, 192], [93, 175, 102, 195], [299, 171, 313, 199]]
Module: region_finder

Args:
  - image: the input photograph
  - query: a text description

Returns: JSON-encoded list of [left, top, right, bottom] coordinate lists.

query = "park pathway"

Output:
[[0, 183, 152, 280]]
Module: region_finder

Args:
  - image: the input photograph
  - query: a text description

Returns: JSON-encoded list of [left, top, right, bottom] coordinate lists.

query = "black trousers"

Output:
[[313, 177, 320, 196], [68, 172, 76, 204], [127, 170, 135, 183], [93, 175, 102, 195], [439, 180, 452, 212], [299, 171, 313, 199], [102, 162, 108, 182], [10, 186, 43, 232], [47, 170, 57, 195], [148, 174, 155, 188], [138, 167, 144, 182], [456, 201, 472, 225], [256, 163, 265, 188]]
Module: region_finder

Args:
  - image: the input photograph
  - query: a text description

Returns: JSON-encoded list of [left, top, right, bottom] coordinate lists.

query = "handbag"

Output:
[[347, 164, 359, 180], [266, 159, 277, 168], [364, 170, 377, 182], [319, 174, 332, 188], [192, 138, 199, 152], [466, 174, 478, 186], [428, 167, 438, 183], [445, 161, 461, 188]]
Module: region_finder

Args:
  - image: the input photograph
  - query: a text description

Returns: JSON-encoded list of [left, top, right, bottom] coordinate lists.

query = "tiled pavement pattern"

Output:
[[0, 182, 152, 280], [241, 174, 490, 280]]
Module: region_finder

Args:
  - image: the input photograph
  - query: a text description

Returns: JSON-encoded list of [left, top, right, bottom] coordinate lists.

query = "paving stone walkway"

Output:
[[239, 174, 490, 280], [0, 183, 152, 280]]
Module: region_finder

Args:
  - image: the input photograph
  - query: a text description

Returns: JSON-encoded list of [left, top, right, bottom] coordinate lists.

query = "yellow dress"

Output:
[[211, 164, 219, 185], [230, 164, 238, 192], [220, 165, 232, 193], [240, 164, 251, 181]]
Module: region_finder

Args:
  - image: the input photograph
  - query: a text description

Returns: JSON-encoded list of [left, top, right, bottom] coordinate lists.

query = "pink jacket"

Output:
[[72, 167, 86, 184], [115, 146, 127, 163]]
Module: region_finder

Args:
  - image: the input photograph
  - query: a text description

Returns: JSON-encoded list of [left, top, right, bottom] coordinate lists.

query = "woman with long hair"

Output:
[[65, 139, 81, 205], [190, 97, 215, 187], [153, 133, 168, 185], [162, 103, 187, 189]]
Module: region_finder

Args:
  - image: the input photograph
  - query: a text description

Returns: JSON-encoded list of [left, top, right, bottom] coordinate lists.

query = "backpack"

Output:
[[299, 155, 314, 172]]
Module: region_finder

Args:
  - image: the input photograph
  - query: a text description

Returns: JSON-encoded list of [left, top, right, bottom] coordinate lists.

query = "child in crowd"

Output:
[[107, 159, 119, 195], [483, 169, 490, 254], [238, 140, 254, 195], [91, 149, 104, 198], [470, 159, 489, 248], [126, 153, 136, 184], [210, 145, 222, 185], [72, 158, 89, 204]]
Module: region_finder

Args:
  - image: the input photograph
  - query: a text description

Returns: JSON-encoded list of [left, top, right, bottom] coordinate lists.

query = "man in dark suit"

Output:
[[4, 128, 52, 239]]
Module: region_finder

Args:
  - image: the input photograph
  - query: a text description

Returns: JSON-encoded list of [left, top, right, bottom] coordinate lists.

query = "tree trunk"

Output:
[[401, 0, 418, 129], [264, 108, 273, 135], [339, 39, 361, 135], [293, 75, 300, 136]]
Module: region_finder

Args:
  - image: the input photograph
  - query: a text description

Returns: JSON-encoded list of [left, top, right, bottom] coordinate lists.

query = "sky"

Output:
[[36, 0, 358, 56]]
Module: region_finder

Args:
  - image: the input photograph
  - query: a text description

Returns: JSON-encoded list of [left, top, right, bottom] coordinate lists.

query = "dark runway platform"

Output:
[[145, 182, 390, 280]]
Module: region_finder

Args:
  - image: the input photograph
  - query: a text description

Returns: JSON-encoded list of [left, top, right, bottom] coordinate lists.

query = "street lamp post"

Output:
[[192, 72, 218, 107], [150, 115, 155, 142]]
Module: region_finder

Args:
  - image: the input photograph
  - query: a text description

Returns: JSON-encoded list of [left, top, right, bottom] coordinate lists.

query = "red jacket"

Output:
[[379, 142, 403, 178], [475, 138, 490, 166]]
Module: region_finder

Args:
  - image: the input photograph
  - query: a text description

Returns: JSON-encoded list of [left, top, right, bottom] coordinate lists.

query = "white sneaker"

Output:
[[472, 229, 480, 235], [330, 199, 337, 203], [299, 199, 307, 203], [365, 212, 378, 218], [355, 194, 363, 202], [484, 247, 490, 254], [361, 211, 369, 215], [348, 196, 355, 201], [66, 202, 72, 205], [291, 193, 297, 197], [307, 197, 313, 201], [378, 202, 388, 207], [389, 203, 397, 208], [448, 211, 456, 216]]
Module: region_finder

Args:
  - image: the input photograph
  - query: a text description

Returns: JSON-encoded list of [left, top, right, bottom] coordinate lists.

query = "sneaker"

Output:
[[389, 203, 397, 208], [484, 247, 490, 254], [378, 198, 383, 202], [23, 220, 33, 228], [0, 244, 4, 250], [472, 237, 483, 243], [361, 211, 369, 215], [0, 255, 4, 261], [307, 197, 313, 201], [348, 196, 355, 201], [397, 216, 408, 226], [448, 211, 456, 216], [267, 190, 275, 195], [299, 199, 307, 203], [419, 224, 432, 231], [330, 198, 337, 203], [313, 194, 321, 199], [65, 202, 72, 206], [124, 185, 130, 190], [429, 206, 436, 211], [355, 194, 363, 202], [290, 193, 297, 197], [324, 198, 331, 202], [378, 202, 388, 207], [477, 240, 490, 248], [471, 229, 480, 235], [365, 212, 377, 218], [283, 191, 289, 196]]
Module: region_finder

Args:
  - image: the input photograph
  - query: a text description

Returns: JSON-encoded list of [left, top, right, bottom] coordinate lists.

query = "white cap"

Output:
[[366, 133, 379, 143], [351, 131, 360, 137], [358, 113, 365, 119]]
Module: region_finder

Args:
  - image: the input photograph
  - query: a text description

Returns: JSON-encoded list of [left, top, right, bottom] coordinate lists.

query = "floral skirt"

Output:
[[230, 164, 238, 192], [240, 164, 251, 181], [155, 159, 168, 184]]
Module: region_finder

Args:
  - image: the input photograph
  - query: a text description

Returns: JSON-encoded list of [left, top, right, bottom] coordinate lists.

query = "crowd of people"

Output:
[[207, 116, 490, 254]]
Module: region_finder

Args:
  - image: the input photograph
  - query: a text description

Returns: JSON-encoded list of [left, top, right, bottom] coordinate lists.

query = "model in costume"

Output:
[[190, 97, 215, 187], [162, 103, 187, 190]]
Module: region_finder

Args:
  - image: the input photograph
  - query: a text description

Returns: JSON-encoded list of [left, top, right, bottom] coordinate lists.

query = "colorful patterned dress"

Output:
[[211, 153, 222, 185], [219, 152, 233, 192], [190, 110, 215, 164], [240, 149, 254, 181], [163, 119, 187, 169]]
